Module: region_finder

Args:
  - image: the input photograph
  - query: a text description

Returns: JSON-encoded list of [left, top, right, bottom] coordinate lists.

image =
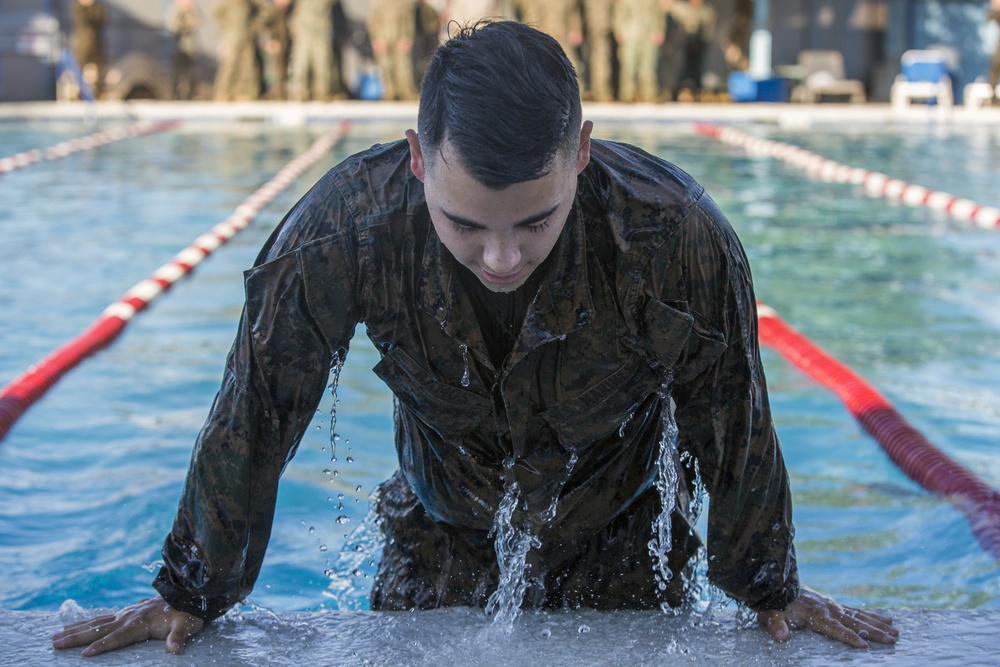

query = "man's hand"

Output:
[[51, 596, 204, 657], [758, 585, 899, 648]]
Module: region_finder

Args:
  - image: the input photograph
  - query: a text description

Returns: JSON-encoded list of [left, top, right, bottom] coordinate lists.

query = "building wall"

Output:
[[766, 0, 996, 102]]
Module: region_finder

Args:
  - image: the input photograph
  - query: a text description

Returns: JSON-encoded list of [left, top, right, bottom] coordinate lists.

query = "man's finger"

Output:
[[764, 612, 792, 642], [53, 614, 117, 636], [80, 624, 150, 658], [164, 615, 202, 655], [854, 609, 896, 628], [51, 620, 122, 649]]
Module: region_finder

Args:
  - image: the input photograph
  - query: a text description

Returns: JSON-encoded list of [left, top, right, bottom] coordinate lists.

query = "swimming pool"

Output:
[[1, 117, 998, 620]]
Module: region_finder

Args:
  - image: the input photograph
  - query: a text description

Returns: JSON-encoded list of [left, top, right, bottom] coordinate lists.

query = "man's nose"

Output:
[[482, 235, 521, 274]]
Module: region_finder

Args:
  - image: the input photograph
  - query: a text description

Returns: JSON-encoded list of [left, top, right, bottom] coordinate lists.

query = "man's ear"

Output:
[[576, 120, 593, 175], [405, 129, 425, 182]]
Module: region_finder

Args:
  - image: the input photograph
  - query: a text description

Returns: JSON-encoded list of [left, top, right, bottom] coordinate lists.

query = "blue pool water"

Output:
[[1, 118, 998, 617]]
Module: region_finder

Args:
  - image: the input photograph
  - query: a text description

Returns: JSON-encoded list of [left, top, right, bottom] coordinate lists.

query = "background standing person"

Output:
[[368, 0, 419, 101], [612, 0, 664, 102], [213, 0, 262, 101], [663, 0, 715, 102], [582, 0, 614, 102], [513, 0, 583, 82], [289, 0, 339, 100], [260, 0, 293, 100], [71, 0, 107, 98], [168, 0, 201, 100], [413, 0, 443, 84]]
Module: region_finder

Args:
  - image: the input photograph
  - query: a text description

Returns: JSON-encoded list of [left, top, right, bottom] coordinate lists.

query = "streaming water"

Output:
[[460, 343, 471, 387], [484, 451, 580, 632], [648, 380, 681, 603], [328, 351, 345, 461], [484, 460, 537, 630]]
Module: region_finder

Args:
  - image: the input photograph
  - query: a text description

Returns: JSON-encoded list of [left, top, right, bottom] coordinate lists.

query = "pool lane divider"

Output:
[[0, 121, 351, 443], [0, 120, 180, 175], [756, 301, 1000, 561], [694, 122, 1000, 231]]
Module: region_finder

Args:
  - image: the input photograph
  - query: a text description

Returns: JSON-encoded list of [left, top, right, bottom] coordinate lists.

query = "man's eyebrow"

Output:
[[441, 203, 561, 230]]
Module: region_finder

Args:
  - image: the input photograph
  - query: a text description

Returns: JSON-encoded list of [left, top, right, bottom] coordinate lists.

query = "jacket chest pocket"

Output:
[[540, 356, 656, 453], [373, 347, 493, 442]]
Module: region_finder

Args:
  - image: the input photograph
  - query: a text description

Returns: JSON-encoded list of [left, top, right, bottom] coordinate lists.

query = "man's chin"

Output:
[[479, 268, 528, 292]]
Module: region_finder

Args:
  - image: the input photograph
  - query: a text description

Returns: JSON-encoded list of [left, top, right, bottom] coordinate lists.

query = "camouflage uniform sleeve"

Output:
[[153, 186, 362, 621], [653, 191, 799, 612]]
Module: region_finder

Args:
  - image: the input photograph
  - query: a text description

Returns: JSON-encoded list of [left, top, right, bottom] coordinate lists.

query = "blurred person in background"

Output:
[[613, 0, 663, 102], [582, 0, 614, 102], [71, 0, 107, 97], [260, 0, 293, 100], [662, 0, 715, 102], [368, 0, 419, 100], [213, 0, 262, 101], [514, 0, 584, 87], [289, 0, 341, 100], [168, 0, 201, 100]]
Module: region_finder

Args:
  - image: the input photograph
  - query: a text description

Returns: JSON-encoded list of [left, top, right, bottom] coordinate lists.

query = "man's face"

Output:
[[406, 124, 592, 293]]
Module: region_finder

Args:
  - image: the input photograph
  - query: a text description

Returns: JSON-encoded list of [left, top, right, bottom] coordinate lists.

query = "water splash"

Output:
[[323, 489, 385, 610], [460, 343, 471, 387], [680, 450, 705, 526], [328, 350, 345, 462], [619, 411, 635, 437], [484, 460, 539, 632], [648, 379, 680, 605]]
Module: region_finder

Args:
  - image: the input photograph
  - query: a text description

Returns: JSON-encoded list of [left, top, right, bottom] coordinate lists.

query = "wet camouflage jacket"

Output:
[[153, 138, 799, 620]]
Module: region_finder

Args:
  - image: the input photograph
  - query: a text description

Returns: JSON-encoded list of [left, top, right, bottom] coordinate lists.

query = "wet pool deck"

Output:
[[1, 99, 999, 128], [5, 607, 1000, 666]]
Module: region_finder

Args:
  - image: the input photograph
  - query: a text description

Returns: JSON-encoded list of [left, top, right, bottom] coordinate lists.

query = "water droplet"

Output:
[[346, 456, 354, 464], [336, 515, 350, 524], [323, 469, 332, 475], [577, 625, 591, 634], [460, 343, 471, 387], [319, 544, 328, 552], [308, 526, 315, 534], [355, 485, 363, 493], [540, 628, 552, 639]]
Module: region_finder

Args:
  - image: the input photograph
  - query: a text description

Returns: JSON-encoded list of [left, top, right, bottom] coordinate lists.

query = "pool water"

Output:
[[1, 119, 998, 616]]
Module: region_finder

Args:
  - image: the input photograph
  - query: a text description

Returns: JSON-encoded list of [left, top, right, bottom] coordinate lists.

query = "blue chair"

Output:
[[891, 50, 953, 109]]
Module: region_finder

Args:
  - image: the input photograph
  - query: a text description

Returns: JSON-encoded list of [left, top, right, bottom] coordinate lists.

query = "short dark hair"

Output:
[[417, 20, 582, 187]]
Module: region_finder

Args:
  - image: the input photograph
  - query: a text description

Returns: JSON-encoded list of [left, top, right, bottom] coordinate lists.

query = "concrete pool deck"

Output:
[[5, 606, 1000, 667], [1, 99, 1000, 128]]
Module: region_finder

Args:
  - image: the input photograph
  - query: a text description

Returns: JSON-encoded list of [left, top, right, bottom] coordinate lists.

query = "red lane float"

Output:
[[694, 122, 1000, 231], [756, 301, 1000, 561], [0, 120, 180, 175], [0, 121, 351, 443]]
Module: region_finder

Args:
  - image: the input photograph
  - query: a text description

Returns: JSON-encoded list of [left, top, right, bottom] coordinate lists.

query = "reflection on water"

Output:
[[0, 121, 998, 616]]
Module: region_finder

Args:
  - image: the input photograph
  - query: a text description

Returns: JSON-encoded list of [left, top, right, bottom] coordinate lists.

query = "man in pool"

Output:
[[52, 20, 898, 657]]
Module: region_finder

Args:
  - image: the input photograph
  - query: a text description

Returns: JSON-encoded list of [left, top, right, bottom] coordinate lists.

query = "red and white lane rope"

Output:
[[0, 120, 180, 175], [757, 301, 1000, 561], [694, 122, 1000, 231], [0, 121, 351, 443]]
